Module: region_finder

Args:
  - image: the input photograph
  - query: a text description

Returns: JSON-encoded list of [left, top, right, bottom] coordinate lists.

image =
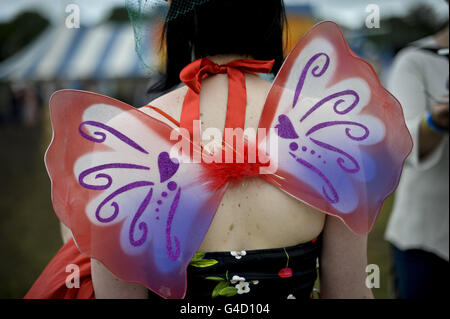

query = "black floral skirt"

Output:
[[148, 235, 322, 300]]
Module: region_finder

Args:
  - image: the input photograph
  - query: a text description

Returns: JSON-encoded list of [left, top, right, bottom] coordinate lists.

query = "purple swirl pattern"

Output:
[[166, 188, 181, 261], [79, 163, 150, 190], [77, 119, 182, 258], [77, 121, 157, 248], [79, 121, 149, 154], [306, 121, 369, 173], [309, 138, 360, 173], [129, 187, 153, 247], [289, 152, 339, 203], [300, 90, 360, 122], [306, 121, 369, 141], [293, 52, 330, 108], [96, 180, 153, 223], [279, 51, 372, 205]]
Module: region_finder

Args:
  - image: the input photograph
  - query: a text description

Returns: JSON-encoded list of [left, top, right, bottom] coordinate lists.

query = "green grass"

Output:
[[367, 195, 395, 299], [0, 115, 61, 298]]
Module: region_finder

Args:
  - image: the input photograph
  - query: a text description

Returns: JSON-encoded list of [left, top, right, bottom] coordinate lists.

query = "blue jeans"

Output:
[[392, 245, 449, 299]]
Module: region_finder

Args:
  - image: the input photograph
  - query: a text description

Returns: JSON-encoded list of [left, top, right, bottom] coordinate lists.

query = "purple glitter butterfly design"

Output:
[[275, 52, 370, 205], [77, 121, 181, 260]]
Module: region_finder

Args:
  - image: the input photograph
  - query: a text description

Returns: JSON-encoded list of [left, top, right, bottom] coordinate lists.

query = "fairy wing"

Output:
[[46, 90, 226, 299], [259, 21, 413, 235]]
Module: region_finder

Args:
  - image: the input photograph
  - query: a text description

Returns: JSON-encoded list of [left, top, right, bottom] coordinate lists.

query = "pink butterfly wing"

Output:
[[259, 21, 413, 235], [46, 90, 225, 298]]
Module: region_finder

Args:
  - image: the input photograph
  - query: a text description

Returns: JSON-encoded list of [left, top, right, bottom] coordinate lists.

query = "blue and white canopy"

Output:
[[0, 3, 314, 83], [0, 23, 155, 82]]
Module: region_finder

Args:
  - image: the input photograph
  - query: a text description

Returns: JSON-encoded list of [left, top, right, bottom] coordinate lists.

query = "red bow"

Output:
[[179, 58, 275, 138]]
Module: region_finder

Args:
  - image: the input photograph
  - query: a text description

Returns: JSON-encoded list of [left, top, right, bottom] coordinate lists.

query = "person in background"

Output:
[[385, 19, 449, 299]]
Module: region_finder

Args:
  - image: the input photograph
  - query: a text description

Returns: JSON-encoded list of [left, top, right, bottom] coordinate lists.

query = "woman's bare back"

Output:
[[142, 65, 325, 253]]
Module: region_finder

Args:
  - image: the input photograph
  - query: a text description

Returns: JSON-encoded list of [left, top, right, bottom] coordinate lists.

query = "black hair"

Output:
[[149, 0, 287, 94]]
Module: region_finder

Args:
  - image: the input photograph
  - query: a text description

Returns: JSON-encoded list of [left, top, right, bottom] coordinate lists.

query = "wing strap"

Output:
[[179, 58, 274, 138]]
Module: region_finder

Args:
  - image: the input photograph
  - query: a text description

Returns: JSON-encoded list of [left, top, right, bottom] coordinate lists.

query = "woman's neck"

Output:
[[206, 54, 254, 65]]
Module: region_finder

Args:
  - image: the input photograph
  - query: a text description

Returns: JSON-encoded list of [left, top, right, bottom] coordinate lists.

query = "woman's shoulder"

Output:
[[140, 74, 273, 123], [139, 85, 188, 124]]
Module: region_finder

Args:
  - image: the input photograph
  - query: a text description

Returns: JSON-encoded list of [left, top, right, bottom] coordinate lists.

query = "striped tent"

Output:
[[0, 23, 156, 82], [0, 4, 314, 83]]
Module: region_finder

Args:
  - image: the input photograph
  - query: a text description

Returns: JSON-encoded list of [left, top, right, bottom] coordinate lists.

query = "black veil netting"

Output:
[[126, 0, 212, 74]]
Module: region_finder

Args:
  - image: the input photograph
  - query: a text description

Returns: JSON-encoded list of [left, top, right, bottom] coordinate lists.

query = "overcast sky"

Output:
[[0, 0, 448, 29]]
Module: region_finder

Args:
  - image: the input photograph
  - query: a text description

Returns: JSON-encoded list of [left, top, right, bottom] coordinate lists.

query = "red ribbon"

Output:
[[179, 57, 275, 138]]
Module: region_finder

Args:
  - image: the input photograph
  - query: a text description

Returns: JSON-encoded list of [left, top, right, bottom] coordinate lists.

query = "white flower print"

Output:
[[230, 250, 247, 259], [235, 281, 250, 294], [230, 275, 246, 284]]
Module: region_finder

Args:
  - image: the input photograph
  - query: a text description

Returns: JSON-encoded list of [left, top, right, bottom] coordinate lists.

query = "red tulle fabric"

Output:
[[199, 143, 271, 191], [24, 239, 94, 299]]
